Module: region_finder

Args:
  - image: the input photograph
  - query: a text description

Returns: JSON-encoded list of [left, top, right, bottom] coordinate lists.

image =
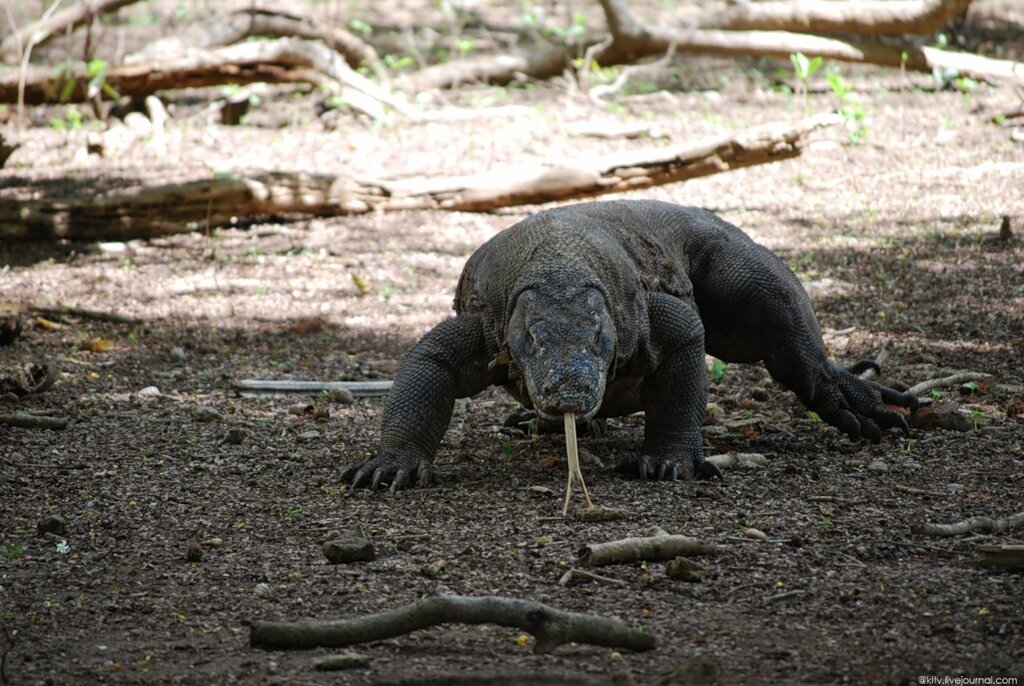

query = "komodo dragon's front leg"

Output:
[[617, 293, 724, 481], [691, 226, 918, 441], [344, 314, 490, 491]]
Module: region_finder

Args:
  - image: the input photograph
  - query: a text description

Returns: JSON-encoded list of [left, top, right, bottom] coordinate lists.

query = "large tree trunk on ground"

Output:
[[0, 113, 840, 241], [679, 0, 974, 35], [1, 0, 144, 60]]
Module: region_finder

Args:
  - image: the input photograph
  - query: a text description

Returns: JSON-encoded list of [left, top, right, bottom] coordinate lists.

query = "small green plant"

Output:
[[384, 54, 414, 70], [930, 389, 944, 400], [48, 107, 84, 131], [900, 439, 917, 454], [961, 381, 979, 393], [790, 52, 823, 111], [966, 409, 986, 429], [709, 358, 727, 382], [500, 442, 520, 456], [518, 417, 539, 437], [2, 544, 24, 558], [348, 19, 373, 36], [545, 11, 587, 44], [826, 69, 867, 145], [456, 37, 475, 54]]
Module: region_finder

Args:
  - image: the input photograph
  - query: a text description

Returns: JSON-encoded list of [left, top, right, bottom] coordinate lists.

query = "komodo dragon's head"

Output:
[[506, 284, 615, 422]]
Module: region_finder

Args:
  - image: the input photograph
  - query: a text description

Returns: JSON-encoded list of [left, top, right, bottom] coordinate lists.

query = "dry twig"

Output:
[[578, 527, 717, 566]]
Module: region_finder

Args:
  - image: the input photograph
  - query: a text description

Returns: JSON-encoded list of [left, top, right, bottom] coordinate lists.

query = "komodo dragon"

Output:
[[345, 200, 917, 490]]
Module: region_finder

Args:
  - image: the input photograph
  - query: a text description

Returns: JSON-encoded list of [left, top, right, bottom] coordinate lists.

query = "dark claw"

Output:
[[847, 359, 881, 376], [859, 416, 882, 443], [657, 461, 670, 481], [370, 467, 385, 491], [418, 464, 433, 487], [391, 469, 410, 492], [638, 455, 652, 481], [832, 409, 861, 441], [352, 467, 372, 489], [694, 460, 724, 481]]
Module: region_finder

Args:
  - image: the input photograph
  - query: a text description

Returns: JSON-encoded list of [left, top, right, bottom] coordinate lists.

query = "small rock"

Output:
[[419, 559, 448, 578], [313, 653, 371, 671], [867, 459, 889, 473], [288, 402, 313, 416], [298, 430, 321, 442], [202, 537, 224, 548], [327, 388, 355, 404], [137, 386, 161, 397], [322, 538, 375, 564], [665, 557, 708, 582], [37, 515, 67, 537], [576, 506, 632, 523], [945, 482, 965, 494], [221, 427, 248, 445], [311, 403, 331, 421], [185, 542, 203, 562], [527, 485, 554, 496], [253, 582, 273, 597], [86, 131, 104, 156], [751, 387, 770, 401], [169, 346, 187, 362], [192, 405, 223, 423], [578, 446, 604, 468], [743, 527, 768, 541]]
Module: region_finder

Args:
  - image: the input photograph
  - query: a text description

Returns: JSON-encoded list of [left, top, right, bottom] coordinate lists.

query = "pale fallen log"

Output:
[[407, 0, 1022, 89], [706, 452, 768, 470], [972, 544, 1024, 571], [249, 595, 656, 654], [1, 113, 840, 241], [232, 379, 392, 398], [578, 528, 717, 567], [912, 510, 1024, 537], [677, 0, 974, 36]]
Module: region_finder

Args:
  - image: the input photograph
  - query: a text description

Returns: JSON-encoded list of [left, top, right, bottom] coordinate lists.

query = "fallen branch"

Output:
[[558, 568, 631, 587], [29, 303, 140, 324], [677, 0, 974, 36], [0, 0, 144, 61], [907, 371, 993, 397], [706, 452, 767, 471], [0, 413, 67, 430], [249, 595, 656, 654], [912, 510, 1024, 537], [972, 544, 1024, 571], [232, 379, 392, 398], [1, 113, 840, 240], [400, 0, 1021, 89], [894, 484, 946, 498], [1, 38, 410, 120], [578, 528, 717, 567], [127, 6, 384, 78]]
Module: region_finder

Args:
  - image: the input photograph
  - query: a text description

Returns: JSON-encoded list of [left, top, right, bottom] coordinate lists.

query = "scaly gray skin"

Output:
[[344, 200, 918, 491]]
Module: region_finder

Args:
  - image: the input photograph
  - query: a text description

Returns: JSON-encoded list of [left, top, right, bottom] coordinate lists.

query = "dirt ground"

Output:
[[2, 2, 1024, 684]]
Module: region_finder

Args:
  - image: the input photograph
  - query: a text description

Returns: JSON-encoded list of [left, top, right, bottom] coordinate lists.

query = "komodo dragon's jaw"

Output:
[[506, 286, 616, 421]]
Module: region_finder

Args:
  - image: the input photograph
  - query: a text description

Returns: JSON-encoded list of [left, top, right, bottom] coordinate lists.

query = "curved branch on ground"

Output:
[[250, 595, 656, 654]]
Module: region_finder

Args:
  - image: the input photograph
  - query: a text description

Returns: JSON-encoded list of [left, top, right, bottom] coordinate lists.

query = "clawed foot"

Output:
[[616, 452, 723, 482], [810, 361, 918, 442], [341, 455, 432, 492]]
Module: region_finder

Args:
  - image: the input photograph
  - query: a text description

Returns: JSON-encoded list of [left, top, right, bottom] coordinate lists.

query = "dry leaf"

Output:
[[537, 455, 560, 469], [350, 273, 371, 294], [35, 316, 64, 330], [83, 337, 114, 353]]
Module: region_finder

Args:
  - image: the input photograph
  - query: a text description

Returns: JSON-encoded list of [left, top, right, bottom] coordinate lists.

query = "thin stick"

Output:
[[563, 412, 593, 515], [29, 303, 141, 324], [907, 371, 993, 397]]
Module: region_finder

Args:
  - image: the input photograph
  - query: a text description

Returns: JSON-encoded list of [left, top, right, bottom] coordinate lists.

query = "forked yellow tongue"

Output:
[[562, 412, 594, 515]]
